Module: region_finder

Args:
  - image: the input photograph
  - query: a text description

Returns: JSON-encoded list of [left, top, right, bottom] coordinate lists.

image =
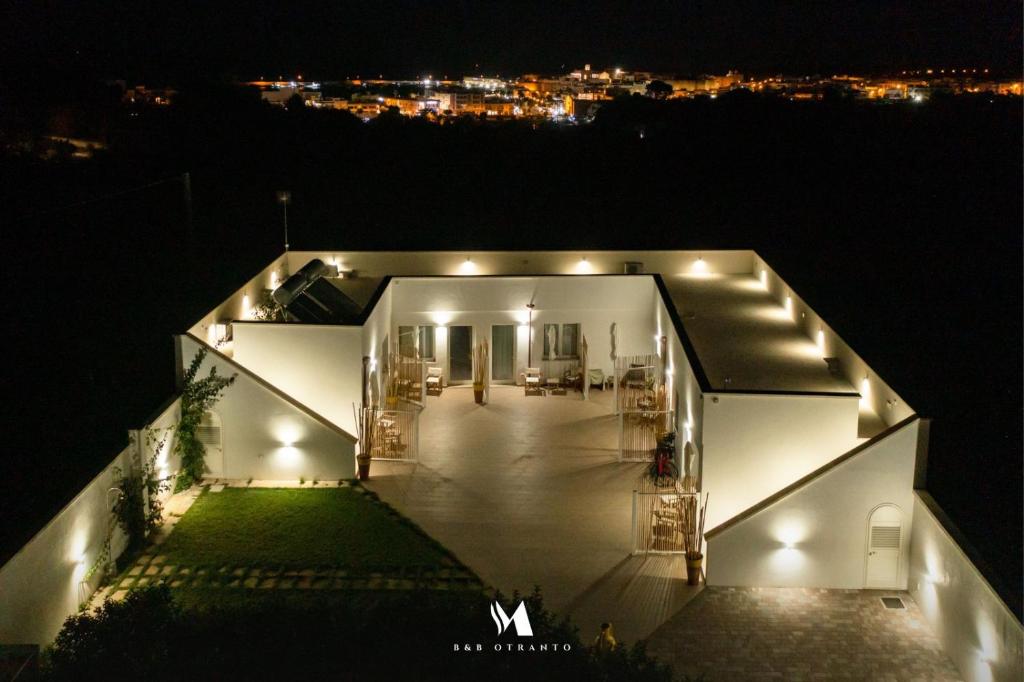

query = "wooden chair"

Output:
[[524, 367, 543, 396], [425, 366, 443, 396]]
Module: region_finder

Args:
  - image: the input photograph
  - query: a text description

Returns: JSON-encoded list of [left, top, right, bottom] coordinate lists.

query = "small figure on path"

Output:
[[593, 622, 617, 654]]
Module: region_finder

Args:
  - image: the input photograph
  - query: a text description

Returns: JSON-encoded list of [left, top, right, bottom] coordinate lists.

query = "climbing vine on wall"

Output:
[[173, 347, 236, 492], [112, 429, 174, 552]]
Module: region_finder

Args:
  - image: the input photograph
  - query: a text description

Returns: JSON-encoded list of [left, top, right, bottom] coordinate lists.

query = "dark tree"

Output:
[[645, 80, 673, 99]]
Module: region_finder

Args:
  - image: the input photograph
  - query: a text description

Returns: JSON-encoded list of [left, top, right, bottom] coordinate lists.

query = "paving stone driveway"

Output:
[[645, 587, 962, 681]]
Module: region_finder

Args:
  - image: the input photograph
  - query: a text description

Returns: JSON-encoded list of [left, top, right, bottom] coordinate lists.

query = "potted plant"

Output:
[[684, 492, 709, 586], [472, 340, 488, 404], [353, 404, 377, 480], [357, 452, 372, 480]]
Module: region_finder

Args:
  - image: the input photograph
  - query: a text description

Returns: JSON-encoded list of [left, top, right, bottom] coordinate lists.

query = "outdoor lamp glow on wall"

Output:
[[759, 269, 768, 288], [242, 294, 252, 319], [459, 257, 476, 275], [575, 256, 593, 274], [860, 376, 871, 407], [784, 295, 793, 318], [816, 328, 826, 355], [691, 256, 708, 275]]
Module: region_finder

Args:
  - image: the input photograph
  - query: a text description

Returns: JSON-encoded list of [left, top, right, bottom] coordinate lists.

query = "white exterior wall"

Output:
[[362, 282, 393, 405], [233, 323, 363, 435], [705, 419, 918, 588], [701, 392, 861, 531], [389, 276, 656, 384], [0, 397, 181, 646], [653, 288, 704, 480], [179, 335, 356, 481], [909, 493, 1024, 682], [0, 447, 133, 645]]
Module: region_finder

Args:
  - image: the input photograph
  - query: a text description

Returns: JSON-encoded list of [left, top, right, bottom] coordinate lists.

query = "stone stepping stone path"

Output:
[[107, 553, 482, 601]]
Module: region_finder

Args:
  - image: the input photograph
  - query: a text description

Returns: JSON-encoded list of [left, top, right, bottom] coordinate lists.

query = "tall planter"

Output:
[[685, 552, 703, 585], [357, 453, 371, 480], [472, 339, 489, 405]]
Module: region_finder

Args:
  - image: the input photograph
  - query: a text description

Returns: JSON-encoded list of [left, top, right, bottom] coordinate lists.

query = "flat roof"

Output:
[[293, 251, 855, 395], [664, 273, 856, 393], [202, 250, 884, 398]]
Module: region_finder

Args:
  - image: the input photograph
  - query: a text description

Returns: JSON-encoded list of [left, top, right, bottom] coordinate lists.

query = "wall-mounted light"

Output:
[[242, 294, 252, 319], [860, 376, 871, 407], [459, 257, 476, 275], [759, 269, 768, 288], [816, 328, 826, 355], [691, 255, 708, 275], [575, 256, 593, 274], [784, 295, 793, 317]]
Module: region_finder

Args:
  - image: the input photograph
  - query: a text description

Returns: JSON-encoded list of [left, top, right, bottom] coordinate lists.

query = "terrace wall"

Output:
[[178, 335, 356, 481], [0, 398, 181, 646], [909, 492, 1023, 682], [700, 392, 861, 532], [233, 322, 363, 435], [705, 417, 918, 589]]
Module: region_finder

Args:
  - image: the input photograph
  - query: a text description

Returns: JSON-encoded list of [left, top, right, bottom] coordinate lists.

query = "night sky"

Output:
[[3, 0, 1021, 81]]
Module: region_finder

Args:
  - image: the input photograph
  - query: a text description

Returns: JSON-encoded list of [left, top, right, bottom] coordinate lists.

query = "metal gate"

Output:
[[631, 478, 699, 554], [358, 406, 420, 462], [615, 354, 672, 462]]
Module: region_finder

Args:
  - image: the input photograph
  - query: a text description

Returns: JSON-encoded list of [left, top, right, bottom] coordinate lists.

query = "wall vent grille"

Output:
[[870, 525, 901, 549]]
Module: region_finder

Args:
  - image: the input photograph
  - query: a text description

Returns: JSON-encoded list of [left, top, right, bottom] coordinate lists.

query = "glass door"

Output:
[[491, 325, 515, 383], [449, 326, 473, 383]]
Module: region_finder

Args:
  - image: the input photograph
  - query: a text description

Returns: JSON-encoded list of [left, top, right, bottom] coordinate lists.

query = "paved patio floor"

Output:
[[365, 384, 700, 642], [645, 587, 962, 681]]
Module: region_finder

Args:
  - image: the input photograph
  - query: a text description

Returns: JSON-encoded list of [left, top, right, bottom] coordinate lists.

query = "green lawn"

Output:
[[158, 487, 447, 569]]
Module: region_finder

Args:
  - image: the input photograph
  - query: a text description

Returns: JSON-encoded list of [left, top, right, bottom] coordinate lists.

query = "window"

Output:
[[543, 323, 580, 359], [418, 325, 435, 360], [398, 325, 435, 360]]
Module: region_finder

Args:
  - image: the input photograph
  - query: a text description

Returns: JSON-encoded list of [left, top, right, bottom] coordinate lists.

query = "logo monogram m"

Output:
[[490, 601, 533, 637]]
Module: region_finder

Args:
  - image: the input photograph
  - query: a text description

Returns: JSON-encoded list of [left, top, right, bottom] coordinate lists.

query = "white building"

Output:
[[0, 250, 1020, 682]]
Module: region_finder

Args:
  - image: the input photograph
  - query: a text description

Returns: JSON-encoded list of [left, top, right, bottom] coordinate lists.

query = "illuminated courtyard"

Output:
[[365, 384, 701, 641]]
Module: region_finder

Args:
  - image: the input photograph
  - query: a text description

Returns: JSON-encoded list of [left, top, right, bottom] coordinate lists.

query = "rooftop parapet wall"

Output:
[[751, 255, 914, 426], [190, 249, 911, 423], [284, 249, 756, 280]]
